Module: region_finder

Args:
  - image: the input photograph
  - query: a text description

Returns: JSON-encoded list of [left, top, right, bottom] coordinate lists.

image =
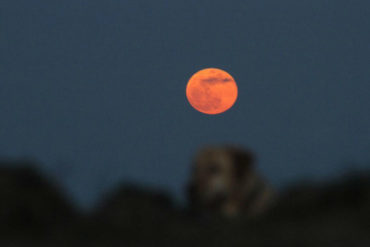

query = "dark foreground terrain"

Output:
[[0, 160, 369, 247]]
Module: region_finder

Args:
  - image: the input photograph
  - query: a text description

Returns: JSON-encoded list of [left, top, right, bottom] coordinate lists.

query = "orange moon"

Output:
[[186, 68, 238, 115]]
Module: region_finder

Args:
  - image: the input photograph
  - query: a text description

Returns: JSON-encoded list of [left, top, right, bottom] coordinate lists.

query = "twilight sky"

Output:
[[1, 0, 369, 208]]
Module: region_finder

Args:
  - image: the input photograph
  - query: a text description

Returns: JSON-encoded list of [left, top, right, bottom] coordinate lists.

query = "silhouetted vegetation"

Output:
[[0, 160, 369, 247]]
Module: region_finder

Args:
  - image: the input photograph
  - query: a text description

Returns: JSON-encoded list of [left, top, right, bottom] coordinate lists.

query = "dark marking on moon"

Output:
[[201, 77, 233, 84]]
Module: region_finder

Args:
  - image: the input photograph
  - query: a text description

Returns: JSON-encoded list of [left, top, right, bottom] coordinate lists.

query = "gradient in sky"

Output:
[[1, 0, 369, 207]]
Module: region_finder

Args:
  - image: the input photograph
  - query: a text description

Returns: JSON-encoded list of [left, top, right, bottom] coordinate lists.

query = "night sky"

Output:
[[1, 0, 369, 208]]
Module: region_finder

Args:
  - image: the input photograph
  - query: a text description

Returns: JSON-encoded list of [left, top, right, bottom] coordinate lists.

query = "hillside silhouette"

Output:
[[0, 159, 369, 247]]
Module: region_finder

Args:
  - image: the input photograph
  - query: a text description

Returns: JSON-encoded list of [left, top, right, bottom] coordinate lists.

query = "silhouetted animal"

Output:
[[187, 146, 274, 218]]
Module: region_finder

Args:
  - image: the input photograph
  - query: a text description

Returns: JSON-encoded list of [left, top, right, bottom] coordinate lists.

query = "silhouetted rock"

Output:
[[0, 160, 75, 234], [94, 184, 176, 229], [270, 174, 370, 220]]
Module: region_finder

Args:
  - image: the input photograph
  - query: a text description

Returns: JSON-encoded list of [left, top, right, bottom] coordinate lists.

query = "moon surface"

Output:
[[186, 68, 238, 115]]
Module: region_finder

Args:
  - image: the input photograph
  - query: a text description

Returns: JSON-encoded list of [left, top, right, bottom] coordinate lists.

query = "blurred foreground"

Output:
[[0, 160, 369, 247]]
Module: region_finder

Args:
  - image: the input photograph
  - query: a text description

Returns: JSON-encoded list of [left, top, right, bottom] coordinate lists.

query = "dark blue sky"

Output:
[[1, 0, 369, 208]]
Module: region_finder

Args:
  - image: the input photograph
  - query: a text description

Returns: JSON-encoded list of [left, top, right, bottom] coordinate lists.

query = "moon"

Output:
[[186, 68, 238, 115]]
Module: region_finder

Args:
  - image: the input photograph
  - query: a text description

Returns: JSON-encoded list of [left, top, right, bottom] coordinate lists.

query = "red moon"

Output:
[[186, 68, 238, 115]]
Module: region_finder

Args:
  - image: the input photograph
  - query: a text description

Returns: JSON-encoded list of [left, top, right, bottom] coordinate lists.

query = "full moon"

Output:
[[186, 68, 238, 115]]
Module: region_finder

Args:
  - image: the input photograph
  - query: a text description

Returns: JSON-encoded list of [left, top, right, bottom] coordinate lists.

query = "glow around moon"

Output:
[[186, 68, 238, 115]]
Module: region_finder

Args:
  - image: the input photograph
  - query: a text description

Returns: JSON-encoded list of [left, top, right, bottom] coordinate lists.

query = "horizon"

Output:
[[1, 0, 370, 208]]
